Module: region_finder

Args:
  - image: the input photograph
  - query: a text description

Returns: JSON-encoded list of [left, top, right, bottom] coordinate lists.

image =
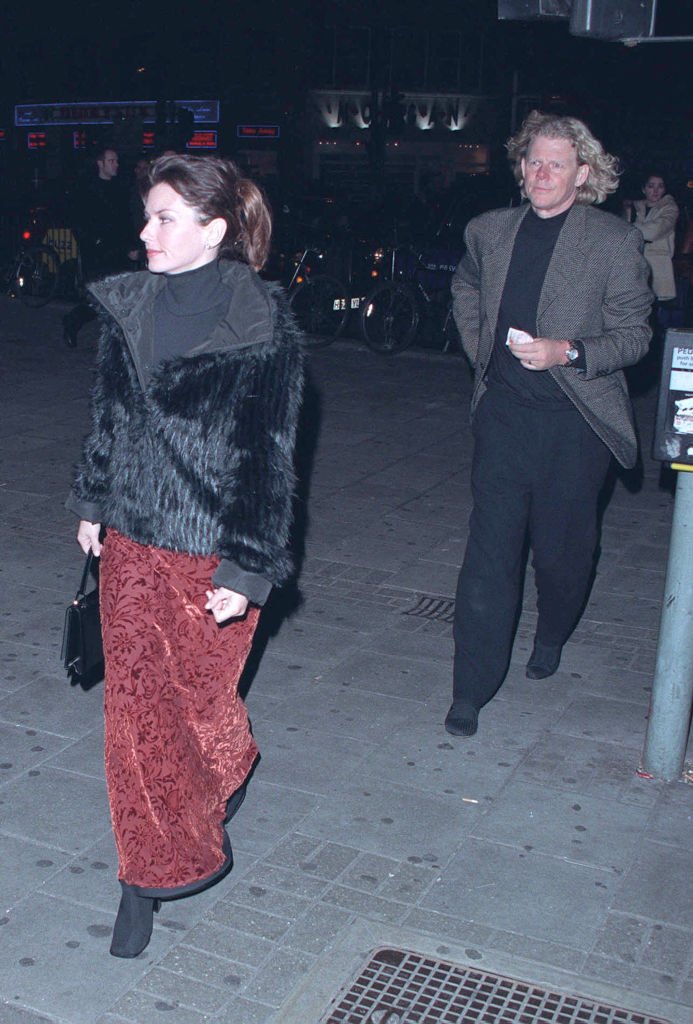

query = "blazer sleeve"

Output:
[[213, 332, 304, 593], [578, 226, 653, 379], [451, 222, 482, 366]]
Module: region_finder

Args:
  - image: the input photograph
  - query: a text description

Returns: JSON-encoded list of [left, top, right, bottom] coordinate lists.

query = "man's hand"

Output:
[[205, 587, 249, 623], [507, 337, 572, 371]]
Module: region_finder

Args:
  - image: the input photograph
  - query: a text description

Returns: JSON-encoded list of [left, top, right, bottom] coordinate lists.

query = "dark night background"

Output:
[[0, 0, 691, 233], [2, 1, 690, 108]]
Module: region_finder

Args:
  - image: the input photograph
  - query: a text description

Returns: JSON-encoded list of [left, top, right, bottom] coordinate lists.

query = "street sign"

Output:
[[653, 329, 693, 466]]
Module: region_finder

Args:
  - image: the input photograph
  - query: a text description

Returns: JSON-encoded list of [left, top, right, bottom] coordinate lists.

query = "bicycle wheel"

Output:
[[289, 274, 349, 348], [360, 282, 419, 354], [14, 245, 61, 308]]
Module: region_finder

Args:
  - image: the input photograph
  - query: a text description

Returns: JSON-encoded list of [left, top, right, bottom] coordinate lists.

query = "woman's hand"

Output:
[[205, 587, 249, 623], [77, 520, 102, 556]]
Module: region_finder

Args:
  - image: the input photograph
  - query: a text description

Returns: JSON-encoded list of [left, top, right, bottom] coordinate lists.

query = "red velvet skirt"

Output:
[[100, 530, 260, 891]]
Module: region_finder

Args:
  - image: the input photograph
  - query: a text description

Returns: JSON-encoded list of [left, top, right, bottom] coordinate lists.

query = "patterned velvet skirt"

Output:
[[99, 530, 260, 892]]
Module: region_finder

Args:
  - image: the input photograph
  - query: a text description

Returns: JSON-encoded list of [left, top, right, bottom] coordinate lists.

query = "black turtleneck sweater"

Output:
[[152, 260, 231, 367], [488, 206, 574, 407]]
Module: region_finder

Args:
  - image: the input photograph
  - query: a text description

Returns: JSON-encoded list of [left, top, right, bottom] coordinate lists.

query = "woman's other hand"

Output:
[[205, 587, 249, 623], [77, 520, 102, 556]]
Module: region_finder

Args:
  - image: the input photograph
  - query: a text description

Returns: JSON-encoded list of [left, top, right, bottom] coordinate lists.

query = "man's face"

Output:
[[97, 150, 119, 180], [521, 136, 589, 219]]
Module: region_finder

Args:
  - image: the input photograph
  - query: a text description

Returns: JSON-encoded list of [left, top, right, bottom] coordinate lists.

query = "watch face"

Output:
[[567, 347, 578, 361]]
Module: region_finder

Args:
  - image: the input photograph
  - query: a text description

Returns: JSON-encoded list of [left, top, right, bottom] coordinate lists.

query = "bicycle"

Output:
[[360, 245, 462, 356], [286, 245, 352, 348], [6, 214, 83, 308]]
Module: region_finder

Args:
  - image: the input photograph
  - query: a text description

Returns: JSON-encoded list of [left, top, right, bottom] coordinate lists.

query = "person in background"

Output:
[[445, 111, 652, 739], [624, 173, 678, 303], [66, 155, 304, 957], [62, 147, 136, 347]]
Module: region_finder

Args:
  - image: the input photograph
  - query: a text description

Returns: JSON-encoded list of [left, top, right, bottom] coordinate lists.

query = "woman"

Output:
[[66, 155, 303, 957], [625, 174, 678, 301]]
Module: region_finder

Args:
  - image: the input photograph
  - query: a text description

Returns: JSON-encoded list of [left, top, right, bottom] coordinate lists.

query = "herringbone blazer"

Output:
[[452, 202, 652, 468]]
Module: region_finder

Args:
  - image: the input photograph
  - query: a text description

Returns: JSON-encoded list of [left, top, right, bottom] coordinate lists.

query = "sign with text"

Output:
[[653, 329, 693, 466], [236, 124, 280, 139], [186, 130, 218, 149], [15, 100, 219, 127]]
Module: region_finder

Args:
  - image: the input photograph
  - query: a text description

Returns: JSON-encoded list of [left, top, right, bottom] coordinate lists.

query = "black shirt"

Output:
[[488, 206, 573, 407]]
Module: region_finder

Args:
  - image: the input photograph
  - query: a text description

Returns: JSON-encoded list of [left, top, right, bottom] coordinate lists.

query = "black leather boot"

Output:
[[62, 314, 78, 348], [110, 881, 160, 958]]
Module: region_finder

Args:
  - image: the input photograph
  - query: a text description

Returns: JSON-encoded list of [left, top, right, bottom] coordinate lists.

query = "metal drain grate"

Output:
[[402, 596, 455, 623], [320, 948, 671, 1024]]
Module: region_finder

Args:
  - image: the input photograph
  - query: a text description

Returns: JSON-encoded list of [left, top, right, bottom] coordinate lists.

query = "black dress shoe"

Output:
[[444, 702, 478, 736], [526, 640, 562, 679], [62, 317, 77, 348], [110, 882, 161, 958]]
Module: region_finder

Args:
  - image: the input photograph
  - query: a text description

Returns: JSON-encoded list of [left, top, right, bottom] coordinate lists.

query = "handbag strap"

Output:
[[77, 551, 94, 599]]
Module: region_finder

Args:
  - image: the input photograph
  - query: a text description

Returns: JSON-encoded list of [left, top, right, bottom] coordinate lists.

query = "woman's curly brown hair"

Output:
[[507, 110, 620, 206]]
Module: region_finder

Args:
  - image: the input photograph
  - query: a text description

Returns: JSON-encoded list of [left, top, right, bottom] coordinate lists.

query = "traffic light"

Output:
[[498, 0, 657, 39], [570, 0, 656, 38]]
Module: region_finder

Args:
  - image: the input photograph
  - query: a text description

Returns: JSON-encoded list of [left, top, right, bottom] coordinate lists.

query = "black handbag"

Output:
[[61, 552, 104, 682]]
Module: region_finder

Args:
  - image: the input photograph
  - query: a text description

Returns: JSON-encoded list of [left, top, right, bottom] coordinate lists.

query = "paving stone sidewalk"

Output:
[[0, 296, 691, 1024]]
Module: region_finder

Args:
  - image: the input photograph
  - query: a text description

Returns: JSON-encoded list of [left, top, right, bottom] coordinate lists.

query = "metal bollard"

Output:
[[641, 467, 693, 781]]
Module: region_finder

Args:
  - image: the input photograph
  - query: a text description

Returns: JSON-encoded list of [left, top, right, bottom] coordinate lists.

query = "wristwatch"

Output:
[[565, 345, 580, 364]]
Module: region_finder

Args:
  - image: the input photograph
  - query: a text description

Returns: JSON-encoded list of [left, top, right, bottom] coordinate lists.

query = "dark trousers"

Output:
[[452, 387, 612, 710], [63, 300, 97, 336], [63, 253, 125, 339]]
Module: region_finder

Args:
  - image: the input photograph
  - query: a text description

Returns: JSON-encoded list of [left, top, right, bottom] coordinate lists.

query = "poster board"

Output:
[[653, 329, 693, 466]]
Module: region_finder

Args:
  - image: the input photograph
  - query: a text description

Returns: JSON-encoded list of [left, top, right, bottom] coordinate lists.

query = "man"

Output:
[[63, 147, 133, 347], [445, 111, 652, 738]]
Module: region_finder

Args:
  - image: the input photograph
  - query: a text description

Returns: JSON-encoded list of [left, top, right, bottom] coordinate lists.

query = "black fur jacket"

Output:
[[66, 260, 304, 604]]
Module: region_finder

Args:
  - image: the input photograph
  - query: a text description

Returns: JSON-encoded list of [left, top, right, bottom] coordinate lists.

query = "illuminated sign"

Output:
[[236, 124, 280, 139], [142, 130, 155, 148], [186, 130, 218, 149], [0, 129, 7, 141], [72, 129, 87, 149], [27, 131, 47, 149], [15, 99, 220, 127]]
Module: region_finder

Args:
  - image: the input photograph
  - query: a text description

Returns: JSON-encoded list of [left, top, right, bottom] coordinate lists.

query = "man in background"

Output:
[[63, 147, 133, 347]]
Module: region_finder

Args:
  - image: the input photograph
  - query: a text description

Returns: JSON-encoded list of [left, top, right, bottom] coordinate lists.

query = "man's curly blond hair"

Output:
[[507, 110, 620, 206]]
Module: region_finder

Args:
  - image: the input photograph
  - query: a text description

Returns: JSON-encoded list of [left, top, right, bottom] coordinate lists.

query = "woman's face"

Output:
[[643, 177, 666, 205], [140, 182, 226, 274]]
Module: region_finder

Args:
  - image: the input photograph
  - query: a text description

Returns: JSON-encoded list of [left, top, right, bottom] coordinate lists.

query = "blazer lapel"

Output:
[[483, 206, 529, 338], [537, 204, 588, 323]]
